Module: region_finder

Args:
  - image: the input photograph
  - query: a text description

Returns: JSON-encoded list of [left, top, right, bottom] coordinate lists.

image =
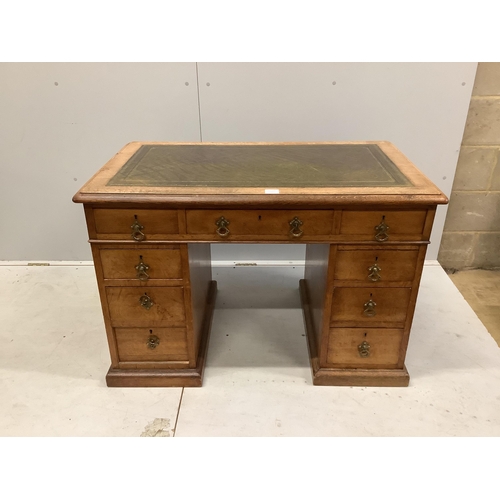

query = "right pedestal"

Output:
[[301, 207, 434, 387]]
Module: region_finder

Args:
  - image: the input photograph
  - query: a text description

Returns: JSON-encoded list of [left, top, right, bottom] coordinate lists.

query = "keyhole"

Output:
[[149, 329, 153, 334], [364, 332, 367, 337], [375, 256, 378, 262], [134, 214, 138, 220], [139, 255, 143, 260], [258, 215, 262, 221]]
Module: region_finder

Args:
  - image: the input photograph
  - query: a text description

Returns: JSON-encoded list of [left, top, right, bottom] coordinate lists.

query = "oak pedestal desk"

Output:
[[73, 142, 448, 388]]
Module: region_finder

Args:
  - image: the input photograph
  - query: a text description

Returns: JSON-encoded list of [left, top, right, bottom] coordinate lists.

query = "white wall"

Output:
[[0, 62, 476, 261], [0, 63, 200, 261]]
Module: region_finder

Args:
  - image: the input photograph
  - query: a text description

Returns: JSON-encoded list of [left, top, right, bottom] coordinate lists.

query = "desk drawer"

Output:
[[334, 247, 419, 283], [115, 327, 188, 362], [100, 247, 183, 281], [106, 286, 186, 327], [340, 210, 427, 241], [330, 287, 411, 327], [327, 328, 403, 368], [93, 209, 179, 240], [186, 210, 334, 240]]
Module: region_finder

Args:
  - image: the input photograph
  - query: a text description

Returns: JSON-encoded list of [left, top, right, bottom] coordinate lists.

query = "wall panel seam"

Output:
[[195, 62, 203, 142]]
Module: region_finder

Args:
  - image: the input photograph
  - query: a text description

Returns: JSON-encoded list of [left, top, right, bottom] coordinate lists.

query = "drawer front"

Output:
[[340, 210, 427, 241], [115, 327, 188, 362], [186, 210, 334, 239], [330, 287, 411, 326], [100, 248, 183, 281], [334, 247, 419, 282], [106, 286, 186, 327], [327, 328, 403, 368], [93, 209, 179, 240]]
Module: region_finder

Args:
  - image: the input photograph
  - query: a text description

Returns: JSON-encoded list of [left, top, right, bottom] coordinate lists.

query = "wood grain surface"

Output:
[[93, 208, 179, 240], [339, 209, 427, 240], [330, 287, 412, 327], [115, 327, 188, 362], [99, 247, 183, 280], [186, 209, 335, 238], [105, 286, 186, 327], [333, 246, 419, 282], [326, 328, 404, 368]]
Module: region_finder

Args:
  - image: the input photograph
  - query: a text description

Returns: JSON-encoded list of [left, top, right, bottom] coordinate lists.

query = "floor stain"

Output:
[[140, 418, 171, 437]]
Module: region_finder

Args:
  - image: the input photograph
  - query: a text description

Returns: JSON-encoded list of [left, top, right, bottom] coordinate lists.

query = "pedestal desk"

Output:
[[73, 142, 448, 387]]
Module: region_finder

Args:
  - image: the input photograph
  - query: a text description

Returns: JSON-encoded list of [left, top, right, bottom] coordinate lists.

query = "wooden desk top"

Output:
[[73, 141, 448, 207]]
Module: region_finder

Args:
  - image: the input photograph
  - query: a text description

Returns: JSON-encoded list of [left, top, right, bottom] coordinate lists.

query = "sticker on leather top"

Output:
[[265, 189, 280, 194]]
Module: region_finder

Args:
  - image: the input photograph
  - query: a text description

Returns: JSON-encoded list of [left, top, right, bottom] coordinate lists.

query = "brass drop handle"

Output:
[[363, 298, 377, 317], [368, 262, 382, 282], [147, 335, 160, 349], [358, 340, 370, 357], [131, 217, 145, 241], [289, 216, 303, 238], [139, 293, 154, 310], [135, 259, 150, 281], [374, 216, 389, 242], [215, 216, 230, 237]]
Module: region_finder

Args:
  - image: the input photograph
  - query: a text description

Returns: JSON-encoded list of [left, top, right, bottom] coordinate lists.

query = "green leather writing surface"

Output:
[[107, 144, 412, 188]]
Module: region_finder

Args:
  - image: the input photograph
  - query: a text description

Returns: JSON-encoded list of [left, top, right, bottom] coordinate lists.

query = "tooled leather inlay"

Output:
[[107, 144, 412, 188]]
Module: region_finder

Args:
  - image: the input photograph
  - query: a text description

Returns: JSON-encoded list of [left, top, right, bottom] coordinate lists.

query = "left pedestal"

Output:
[[84, 205, 215, 387]]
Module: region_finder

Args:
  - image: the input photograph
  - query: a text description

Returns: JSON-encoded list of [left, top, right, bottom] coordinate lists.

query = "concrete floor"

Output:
[[1, 263, 500, 436]]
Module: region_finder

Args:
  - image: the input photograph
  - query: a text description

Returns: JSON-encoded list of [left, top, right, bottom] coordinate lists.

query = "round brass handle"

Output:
[[215, 216, 230, 237], [135, 260, 150, 281], [131, 220, 145, 241], [147, 335, 160, 349], [358, 340, 370, 357], [363, 299, 377, 317], [139, 294, 154, 310], [289, 216, 303, 238]]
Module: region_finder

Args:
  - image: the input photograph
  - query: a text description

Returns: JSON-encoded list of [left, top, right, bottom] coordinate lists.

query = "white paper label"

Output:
[[264, 189, 280, 194]]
